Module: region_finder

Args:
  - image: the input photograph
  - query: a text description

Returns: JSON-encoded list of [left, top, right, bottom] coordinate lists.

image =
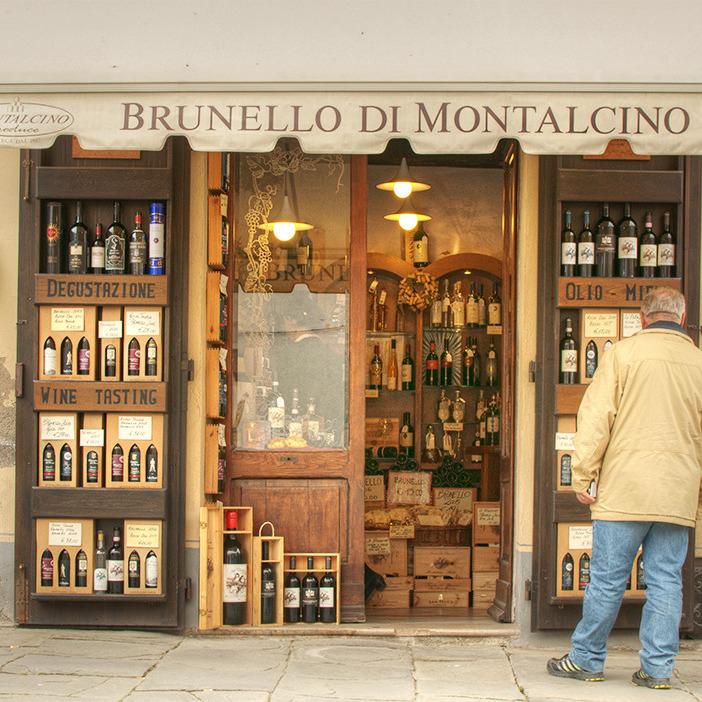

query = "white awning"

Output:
[[1, 91, 700, 155]]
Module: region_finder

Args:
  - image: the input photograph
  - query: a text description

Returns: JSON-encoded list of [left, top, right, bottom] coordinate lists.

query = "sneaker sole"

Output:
[[547, 661, 604, 682], [632, 680, 671, 689]]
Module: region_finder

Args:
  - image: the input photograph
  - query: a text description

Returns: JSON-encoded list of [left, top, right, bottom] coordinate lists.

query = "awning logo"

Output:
[[0, 98, 74, 141]]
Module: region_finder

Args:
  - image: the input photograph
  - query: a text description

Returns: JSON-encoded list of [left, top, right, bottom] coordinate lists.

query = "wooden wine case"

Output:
[[283, 552, 341, 625], [35, 518, 94, 594], [251, 523, 284, 626]]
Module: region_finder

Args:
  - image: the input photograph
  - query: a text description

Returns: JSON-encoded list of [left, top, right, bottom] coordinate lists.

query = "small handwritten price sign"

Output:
[[386, 471, 432, 505]]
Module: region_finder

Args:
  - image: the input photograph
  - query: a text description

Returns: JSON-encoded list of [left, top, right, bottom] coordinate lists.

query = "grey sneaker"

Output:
[[631, 669, 671, 689], [546, 654, 605, 682]]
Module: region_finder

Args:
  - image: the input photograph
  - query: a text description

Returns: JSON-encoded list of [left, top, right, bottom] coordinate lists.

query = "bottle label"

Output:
[[129, 240, 147, 265], [69, 243, 84, 271], [452, 301, 465, 327], [129, 348, 140, 372], [488, 350, 496, 359], [78, 348, 90, 373], [560, 454, 572, 486], [112, 453, 124, 479], [430, 301, 441, 326], [618, 237, 637, 260], [91, 246, 105, 269], [145, 555, 158, 587], [296, 244, 310, 267], [441, 353, 452, 366], [487, 416, 500, 434], [478, 300, 486, 326], [399, 426, 414, 447], [306, 420, 320, 438], [425, 432, 435, 450], [262, 580, 276, 597], [288, 419, 303, 437], [426, 359, 439, 371], [369, 365, 382, 384], [639, 244, 657, 267], [43, 452, 56, 481], [319, 586, 335, 609], [488, 303, 501, 325], [86, 453, 98, 482], [302, 587, 319, 605], [44, 348, 57, 375], [578, 241, 595, 264], [94, 566, 107, 592], [387, 374, 397, 391], [105, 235, 125, 271], [268, 406, 285, 429], [561, 242, 576, 265], [108, 559, 124, 582], [596, 233, 615, 253], [413, 238, 428, 264], [129, 559, 139, 574], [561, 349, 578, 373], [378, 290, 386, 305], [41, 557, 53, 583], [284, 587, 300, 608], [466, 299, 479, 324], [401, 364, 413, 383], [223, 563, 247, 603], [658, 243, 675, 266]]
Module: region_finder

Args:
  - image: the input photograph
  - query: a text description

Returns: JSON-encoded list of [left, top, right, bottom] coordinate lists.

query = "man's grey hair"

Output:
[[641, 287, 686, 322]]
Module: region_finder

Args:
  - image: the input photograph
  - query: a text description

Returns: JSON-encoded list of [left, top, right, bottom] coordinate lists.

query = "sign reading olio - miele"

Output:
[[1, 92, 701, 154]]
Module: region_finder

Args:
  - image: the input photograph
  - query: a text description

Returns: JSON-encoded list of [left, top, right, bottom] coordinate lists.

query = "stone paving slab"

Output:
[[124, 692, 202, 701], [272, 674, 416, 701], [3, 652, 155, 677], [0, 671, 137, 698], [0, 628, 54, 648], [413, 641, 511, 661]]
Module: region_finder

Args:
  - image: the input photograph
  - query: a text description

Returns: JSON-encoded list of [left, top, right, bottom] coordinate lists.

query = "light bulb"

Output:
[[398, 213, 419, 231], [273, 221, 296, 241], [393, 181, 413, 199]]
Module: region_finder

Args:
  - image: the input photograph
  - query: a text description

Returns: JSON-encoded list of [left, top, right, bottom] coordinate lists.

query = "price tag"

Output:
[[387, 471, 432, 505], [125, 310, 160, 336], [433, 487, 474, 514], [365, 389, 379, 399], [622, 311, 643, 338], [79, 429, 105, 447], [584, 312, 618, 338], [118, 415, 152, 441], [364, 475, 385, 502], [365, 534, 391, 555], [51, 307, 84, 332], [477, 505, 500, 526], [125, 523, 160, 549], [486, 325, 502, 336], [98, 320, 123, 339], [48, 522, 82, 546], [389, 523, 415, 539], [568, 525, 593, 550], [442, 422, 463, 432], [555, 433, 575, 451], [40, 415, 75, 441]]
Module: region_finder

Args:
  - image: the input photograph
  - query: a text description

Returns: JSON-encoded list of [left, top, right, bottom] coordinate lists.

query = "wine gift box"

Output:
[[122, 307, 163, 381], [35, 518, 94, 594], [38, 305, 97, 381], [38, 412, 79, 487], [99, 306, 123, 382], [283, 552, 341, 625], [578, 308, 620, 385], [556, 415, 577, 492], [251, 522, 284, 627], [104, 413, 164, 488], [80, 412, 105, 488], [123, 519, 163, 595]]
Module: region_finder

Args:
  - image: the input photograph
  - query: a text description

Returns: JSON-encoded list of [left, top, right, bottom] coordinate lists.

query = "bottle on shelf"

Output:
[[594, 203, 616, 277], [369, 344, 383, 390], [94, 530, 108, 593], [437, 389, 451, 422], [105, 201, 127, 275], [440, 279, 452, 328], [86, 450, 99, 484], [260, 540, 276, 624], [486, 393, 500, 446], [145, 338, 158, 376], [401, 344, 414, 391], [616, 203, 638, 278], [470, 337, 481, 386], [284, 555, 301, 623], [561, 209, 576, 277], [451, 281, 466, 329], [90, 222, 105, 274], [60, 337, 73, 375], [267, 374, 286, 438], [104, 344, 117, 378], [578, 210, 594, 278], [128, 338, 140, 376], [301, 556, 319, 623], [128, 551, 141, 588], [478, 401, 487, 444], [111, 444, 124, 482], [128, 212, 147, 275], [217, 433, 226, 494], [43, 337, 57, 376], [442, 430, 453, 457], [412, 222, 429, 268], [425, 341, 439, 386], [218, 365, 227, 418], [585, 339, 598, 379], [560, 454, 572, 487], [466, 282, 479, 328], [387, 339, 399, 391], [377, 287, 388, 332], [368, 280, 378, 332], [45, 202, 63, 274], [429, 285, 442, 327], [302, 399, 323, 446], [75, 550, 88, 588], [488, 282, 502, 326], [287, 388, 303, 437], [42, 443, 56, 481], [399, 412, 415, 458], [128, 444, 141, 482], [221, 217, 229, 268], [562, 552, 574, 591], [658, 211, 676, 278], [560, 317, 578, 384], [58, 549, 70, 587], [422, 425, 440, 463], [439, 338, 453, 386], [223, 510, 247, 625], [107, 526, 124, 594], [477, 283, 487, 328], [319, 556, 337, 623], [639, 211, 657, 279], [296, 229, 313, 277], [145, 550, 158, 589], [636, 553, 646, 590], [219, 287, 228, 343], [148, 203, 166, 276], [40, 548, 53, 587], [485, 341, 499, 387], [77, 337, 90, 376], [452, 390, 466, 422], [67, 201, 89, 274], [579, 553, 590, 590], [462, 336, 474, 386], [59, 443, 72, 482]]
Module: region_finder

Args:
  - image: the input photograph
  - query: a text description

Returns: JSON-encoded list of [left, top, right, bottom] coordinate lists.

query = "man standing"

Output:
[[547, 287, 702, 689]]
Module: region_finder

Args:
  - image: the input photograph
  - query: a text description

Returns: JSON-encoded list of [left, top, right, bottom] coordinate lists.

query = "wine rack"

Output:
[[283, 553, 341, 625]]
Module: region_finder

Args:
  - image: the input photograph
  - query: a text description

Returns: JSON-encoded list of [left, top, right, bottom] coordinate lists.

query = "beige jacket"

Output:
[[572, 324, 702, 527]]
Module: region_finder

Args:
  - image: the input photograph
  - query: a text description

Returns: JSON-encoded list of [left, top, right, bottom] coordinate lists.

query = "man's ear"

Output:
[[681, 311, 687, 327], [640, 311, 647, 329]]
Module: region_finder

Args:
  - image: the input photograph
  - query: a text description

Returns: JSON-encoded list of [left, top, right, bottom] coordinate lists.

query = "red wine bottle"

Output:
[[657, 211, 676, 278], [301, 556, 319, 623], [128, 550, 141, 588], [319, 556, 337, 623], [585, 339, 598, 379], [638, 211, 657, 279], [58, 549, 70, 587], [145, 444, 158, 483], [223, 510, 247, 625], [128, 211, 147, 275], [401, 344, 414, 391], [75, 549, 88, 588], [439, 338, 453, 387], [559, 318, 577, 384], [145, 338, 157, 376], [60, 337, 73, 375], [260, 540, 276, 624], [42, 443, 56, 481], [45, 202, 63, 274], [67, 201, 89, 274], [577, 210, 594, 277], [616, 203, 638, 278], [560, 209, 576, 276], [43, 336, 57, 376], [86, 450, 99, 484], [578, 553, 590, 590], [94, 530, 107, 593], [77, 337, 90, 376], [40, 548, 54, 586], [105, 201, 126, 275], [90, 222, 105, 274], [562, 552, 574, 591], [560, 454, 572, 487], [128, 444, 140, 482], [128, 338, 140, 376], [59, 443, 72, 482], [425, 341, 439, 386], [217, 442, 226, 493], [111, 444, 124, 482], [107, 526, 124, 594], [284, 556, 301, 623], [369, 344, 382, 390], [104, 344, 117, 378], [594, 203, 616, 277]]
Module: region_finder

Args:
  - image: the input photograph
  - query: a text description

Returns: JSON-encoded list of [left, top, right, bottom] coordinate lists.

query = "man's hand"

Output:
[[576, 492, 596, 505]]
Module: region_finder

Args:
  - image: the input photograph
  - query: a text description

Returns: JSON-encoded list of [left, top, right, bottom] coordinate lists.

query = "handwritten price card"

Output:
[[622, 311, 643, 338], [51, 307, 84, 331], [364, 475, 385, 503], [389, 523, 415, 539], [476, 505, 500, 526], [98, 320, 123, 339], [40, 414, 75, 441], [386, 471, 432, 505], [118, 415, 153, 441], [125, 310, 160, 336], [568, 525, 593, 550], [79, 429, 105, 447], [584, 311, 618, 338], [433, 488, 475, 515], [125, 522, 161, 549], [365, 534, 391, 556], [48, 522, 82, 547]]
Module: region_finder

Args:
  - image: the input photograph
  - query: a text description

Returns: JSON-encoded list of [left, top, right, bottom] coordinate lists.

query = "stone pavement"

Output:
[[1, 626, 702, 701]]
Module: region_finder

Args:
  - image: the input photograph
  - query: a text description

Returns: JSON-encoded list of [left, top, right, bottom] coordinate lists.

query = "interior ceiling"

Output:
[[367, 138, 513, 169]]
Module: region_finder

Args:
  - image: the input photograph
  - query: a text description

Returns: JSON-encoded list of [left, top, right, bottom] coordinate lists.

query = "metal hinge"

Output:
[[15, 363, 23, 398], [528, 361, 536, 383], [524, 578, 536, 600], [181, 359, 195, 381], [179, 576, 193, 600]]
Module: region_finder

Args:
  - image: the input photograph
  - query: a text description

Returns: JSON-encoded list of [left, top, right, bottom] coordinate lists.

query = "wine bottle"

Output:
[[105, 201, 127, 275], [260, 541, 276, 624], [639, 211, 657, 279], [45, 202, 63, 274], [302, 399, 322, 446], [128, 444, 141, 482], [562, 552, 574, 591], [560, 318, 577, 384], [267, 374, 286, 438], [145, 550, 158, 589], [107, 526, 124, 594], [470, 338, 481, 386], [296, 229, 313, 277], [369, 343, 383, 390], [90, 222, 105, 274], [377, 288, 388, 332], [223, 510, 247, 625], [301, 556, 319, 623], [77, 337, 90, 376], [439, 338, 453, 386], [658, 211, 676, 278], [486, 394, 500, 446], [60, 337, 73, 375], [577, 210, 594, 278], [466, 282, 479, 328], [585, 339, 598, 379], [368, 285, 378, 332], [221, 216, 229, 268], [616, 203, 638, 278], [43, 337, 57, 376], [485, 342, 498, 387], [40, 548, 54, 587], [217, 441, 226, 494], [452, 390, 466, 422], [67, 201, 89, 274], [594, 203, 616, 277], [42, 443, 56, 481], [578, 553, 590, 590], [440, 279, 451, 327], [319, 556, 337, 623], [636, 553, 646, 590], [437, 389, 451, 422], [127, 338, 140, 376], [219, 288, 228, 342], [477, 284, 487, 328], [451, 282, 466, 328], [488, 282, 502, 326], [58, 549, 70, 587], [86, 451, 99, 484], [145, 338, 157, 376], [561, 209, 576, 276], [462, 336, 474, 386], [94, 530, 107, 593], [284, 555, 301, 623], [429, 286, 442, 327], [145, 444, 158, 483], [287, 388, 302, 438], [412, 223, 429, 268], [128, 211, 147, 275], [59, 443, 72, 482], [219, 366, 227, 418], [560, 454, 572, 487], [401, 344, 414, 391], [425, 341, 439, 386], [104, 344, 117, 378], [399, 411, 414, 458], [387, 339, 398, 391], [128, 550, 141, 588], [148, 203, 166, 275], [111, 444, 124, 482]]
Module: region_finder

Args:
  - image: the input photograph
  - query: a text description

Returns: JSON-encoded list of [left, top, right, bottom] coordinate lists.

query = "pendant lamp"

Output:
[[258, 173, 313, 241], [376, 157, 431, 199], [384, 196, 432, 231]]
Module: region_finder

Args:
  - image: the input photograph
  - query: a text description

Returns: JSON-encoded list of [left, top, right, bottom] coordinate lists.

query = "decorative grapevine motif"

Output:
[[398, 271, 438, 311]]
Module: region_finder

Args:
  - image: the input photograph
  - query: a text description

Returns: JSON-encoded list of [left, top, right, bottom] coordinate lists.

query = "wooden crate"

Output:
[[413, 589, 470, 608], [38, 412, 79, 487], [206, 271, 227, 345], [39, 305, 97, 381], [204, 423, 222, 495], [122, 307, 163, 381], [80, 412, 105, 488], [35, 518, 94, 593], [105, 413, 164, 488], [366, 588, 412, 608], [252, 523, 284, 626], [365, 531, 408, 577], [414, 526, 469, 547], [472, 502, 500, 545], [414, 577, 471, 591], [283, 552, 341, 625], [472, 545, 499, 573], [413, 546, 471, 579], [98, 306, 123, 382], [123, 519, 163, 595], [579, 308, 619, 384], [472, 571, 497, 609]]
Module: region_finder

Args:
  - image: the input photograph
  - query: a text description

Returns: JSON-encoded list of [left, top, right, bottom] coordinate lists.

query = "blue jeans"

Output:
[[569, 520, 689, 678]]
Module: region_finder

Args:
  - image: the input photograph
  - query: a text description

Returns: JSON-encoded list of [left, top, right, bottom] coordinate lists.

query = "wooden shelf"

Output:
[[558, 168, 683, 204], [557, 277, 681, 308], [33, 381, 167, 412], [32, 593, 167, 603], [31, 487, 168, 519], [35, 274, 168, 306], [555, 384, 587, 415]]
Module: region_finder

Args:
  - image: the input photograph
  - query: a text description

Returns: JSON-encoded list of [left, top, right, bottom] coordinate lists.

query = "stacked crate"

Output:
[[471, 501, 500, 610]]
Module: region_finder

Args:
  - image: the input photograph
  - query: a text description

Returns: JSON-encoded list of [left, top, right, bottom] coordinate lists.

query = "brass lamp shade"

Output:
[[376, 157, 431, 198], [384, 196, 431, 231], [258, 193, 313, 241]]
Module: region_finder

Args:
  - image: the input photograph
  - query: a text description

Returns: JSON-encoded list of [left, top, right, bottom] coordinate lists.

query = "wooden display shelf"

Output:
[[205, 347, 225, 420], [206, 271, 227, 345], [122, 307, 164, 382], [34, 381, 167, 412], [558, 277, 681, 308], [123, 519, 163, 595], [31, 487, 167, 519], [31, 592, 168, 603], [39, 306, 97, 382], [208, 193, 228, 270], [35, 518, 94, 594], [35, 274, 168, 306], [555, 384, 587, 415], [283, 553, 340, 625], [38, 412, 79, 488]]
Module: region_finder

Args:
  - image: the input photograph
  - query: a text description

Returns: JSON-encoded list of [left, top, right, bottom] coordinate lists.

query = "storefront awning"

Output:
[[1, 91, 700, 155]]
